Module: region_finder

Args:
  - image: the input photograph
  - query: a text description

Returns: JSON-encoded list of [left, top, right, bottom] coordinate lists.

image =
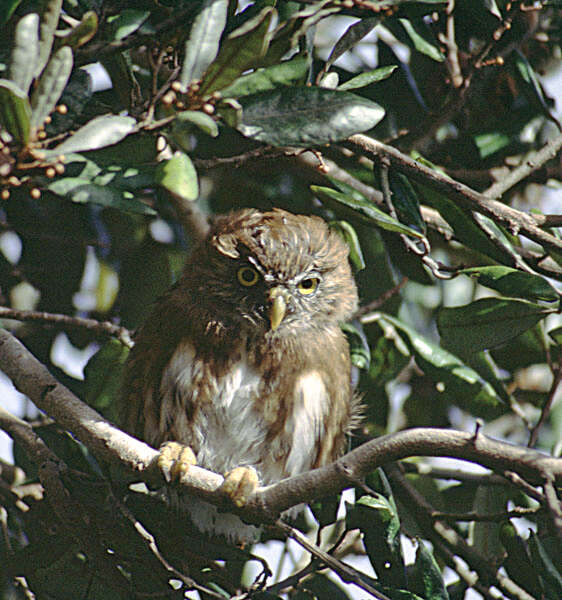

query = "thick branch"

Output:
[[1, 329, 561, 526]]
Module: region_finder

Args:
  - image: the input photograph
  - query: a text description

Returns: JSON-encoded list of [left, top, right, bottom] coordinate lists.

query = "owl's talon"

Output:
[[220, 466, 259, 508], [158, 441, 196, 483]]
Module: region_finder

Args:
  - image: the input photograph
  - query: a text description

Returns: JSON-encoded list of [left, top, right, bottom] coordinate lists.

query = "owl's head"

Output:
[[185, 209, 358, 335]]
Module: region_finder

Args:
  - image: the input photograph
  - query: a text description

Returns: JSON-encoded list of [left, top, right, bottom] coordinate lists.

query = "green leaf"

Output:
[[474, 131, 511, 159], [341, 322, 370, 369], [460, 266, 559, 302], [324, 16, 380, 74], [331, 220, 365, 271], [47, 178, 156, 215], [528, 531, 562, 597], [236, 87, 384, 147], [500, 523, 544, 598], [415, 181, 514, 264], [172, 110, 219, 137], [179, 0, 228, 90], [55, 10, 98, 50], [414, 540, 449, 600], [155, 151, 199, 201], [219, 55, 309, 98], [347, 494, 406, 588], [110, 9, 150, 41], [388, 170, 426, 234], [9, 12, 39, 94], [30, 45, 73, 130], [368, 321, 411, 388], [484, 0, 503, 19], [377, 313, 504, 418], [84, 339, 129, 423], [437, 298, 554, 356], [51, 115, 136, 154], [470, 485, 507, 561], [548, 326, 562, 346], [0, 0, 22, 26], [399, 18, 444, 62], [464, 350, 510, 404], [96, 260, 119, 313], [0, 79, 31, 144], [338, 65, 398, 91], [312, 185, 422, 238], [511, 48, 558, 125], [199, 7, 276, 96], [36, 0, 62, 77]]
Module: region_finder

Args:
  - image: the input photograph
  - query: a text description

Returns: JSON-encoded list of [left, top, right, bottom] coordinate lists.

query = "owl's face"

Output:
[[184, 209, 358, 336]]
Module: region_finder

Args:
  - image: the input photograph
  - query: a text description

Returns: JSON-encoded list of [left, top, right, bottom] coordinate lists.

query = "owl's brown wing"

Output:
[[119, 296, 185, 444]]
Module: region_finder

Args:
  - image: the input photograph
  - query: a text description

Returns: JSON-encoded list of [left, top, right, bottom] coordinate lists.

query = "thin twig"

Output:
[[354, 278, 408, 318], [543, 476, 562, 541], [443, 0, 463, 89], [0, 306, 133, 348], [485, 131, 562, 200], [275, 520, 392, 600], [75, 7, 198, 66], [528, 363, 562, 448], [430, 506, 540, 522], [386, 464, 537, 600], [400, 461, 510, 485], [502, 471, 545, 503], [117, 501, 225, 599]]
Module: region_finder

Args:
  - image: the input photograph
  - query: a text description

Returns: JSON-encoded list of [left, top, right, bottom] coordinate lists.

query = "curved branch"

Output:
[[0, 307, 133, 347], [1, 329, 561, 527]]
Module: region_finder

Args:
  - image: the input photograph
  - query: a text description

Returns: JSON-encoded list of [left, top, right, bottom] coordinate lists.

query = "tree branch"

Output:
[[275, 520, 392, 600], [0, 307, 133, 348], [345, 134, 562, 255], [484, 131, 562, 200]]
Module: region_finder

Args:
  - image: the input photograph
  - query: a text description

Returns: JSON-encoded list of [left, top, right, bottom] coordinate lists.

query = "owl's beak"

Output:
[[268, 288, 287, 331]]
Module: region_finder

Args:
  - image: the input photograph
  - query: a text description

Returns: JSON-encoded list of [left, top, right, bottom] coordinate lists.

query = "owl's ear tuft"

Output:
[[212, 233, 240, 258]]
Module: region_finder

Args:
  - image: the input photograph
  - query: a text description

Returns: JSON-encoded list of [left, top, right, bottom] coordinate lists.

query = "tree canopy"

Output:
[[1, 1, 562, 599]]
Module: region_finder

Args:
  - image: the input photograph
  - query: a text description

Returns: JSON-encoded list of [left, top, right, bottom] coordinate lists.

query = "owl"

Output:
[[121, 208, 359, 542]]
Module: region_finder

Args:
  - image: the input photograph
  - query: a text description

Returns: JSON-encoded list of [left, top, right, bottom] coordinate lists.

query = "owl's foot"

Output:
[[220, 466, 259, 508], [158, 441, 196, 483]]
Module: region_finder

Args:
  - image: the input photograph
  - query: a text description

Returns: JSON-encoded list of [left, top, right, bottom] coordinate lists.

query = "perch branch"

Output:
[[1, 329, 561, 527]]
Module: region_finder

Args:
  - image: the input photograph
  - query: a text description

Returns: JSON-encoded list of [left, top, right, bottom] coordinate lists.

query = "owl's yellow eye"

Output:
[[297, 277, 319, 295], [237, 266, 260, 287]]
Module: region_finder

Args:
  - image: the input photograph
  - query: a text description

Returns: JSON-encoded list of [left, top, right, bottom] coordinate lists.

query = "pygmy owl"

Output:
[[121, 208, 359, 542]]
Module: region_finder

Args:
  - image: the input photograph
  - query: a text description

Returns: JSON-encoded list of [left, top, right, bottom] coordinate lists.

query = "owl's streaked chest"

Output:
[[157, 338, 329, 484]]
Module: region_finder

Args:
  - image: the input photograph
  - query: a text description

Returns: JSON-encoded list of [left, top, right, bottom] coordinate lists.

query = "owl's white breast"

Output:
[[160, 339, 267, 476], [159, 339, 329, 481], [285, 370, 328, 476], [158, 338, 329, 541]]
